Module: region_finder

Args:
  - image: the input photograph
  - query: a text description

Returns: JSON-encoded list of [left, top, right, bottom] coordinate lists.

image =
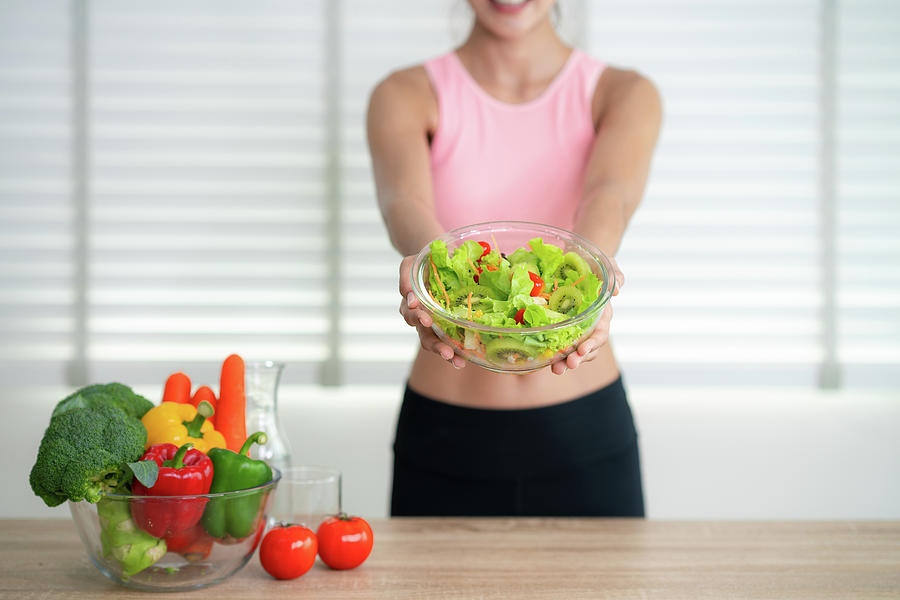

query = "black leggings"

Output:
[[391, 377, 645, 517]]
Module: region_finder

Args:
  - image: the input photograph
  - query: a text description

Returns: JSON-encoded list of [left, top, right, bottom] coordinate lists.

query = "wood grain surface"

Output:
[[1, 518, 898, 599]]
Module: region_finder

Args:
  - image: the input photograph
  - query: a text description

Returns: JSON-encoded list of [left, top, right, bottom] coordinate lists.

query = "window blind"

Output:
[[837, 0, 900, 387], [339, 0, 460, 383], [587, 0, 824, 385], [86, 0, 328, 385], [0, 0, 73, 386], [1, 0, 897, 389]]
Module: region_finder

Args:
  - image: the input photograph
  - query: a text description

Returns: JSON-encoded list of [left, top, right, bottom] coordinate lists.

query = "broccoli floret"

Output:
[[52, 382, 154, 420], [29, 404, 147, 507]]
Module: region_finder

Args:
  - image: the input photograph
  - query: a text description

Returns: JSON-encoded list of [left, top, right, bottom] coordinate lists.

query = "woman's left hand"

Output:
[[550, 256, 624, 375]]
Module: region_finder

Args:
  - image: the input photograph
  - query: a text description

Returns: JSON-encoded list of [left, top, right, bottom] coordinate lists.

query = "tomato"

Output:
[[514, 308, 526, 325], [477, 241, 490, 259], [316, 513, 374, 571], [259, 524, 318, 580], [164, 522, 213, 562], [528, 272, 544, 297]]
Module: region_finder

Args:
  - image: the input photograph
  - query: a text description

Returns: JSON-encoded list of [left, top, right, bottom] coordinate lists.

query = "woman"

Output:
[[367, 0, 661, 517]]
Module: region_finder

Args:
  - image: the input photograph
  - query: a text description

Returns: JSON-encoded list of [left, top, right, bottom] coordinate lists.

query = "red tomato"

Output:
[[259, 524, 318, 580], [528, 272, 545, 297], [514, 308, 526, 325], [164, 523, 213, 562], [477, 241, 490, 259], [316, 514, 374, 571]]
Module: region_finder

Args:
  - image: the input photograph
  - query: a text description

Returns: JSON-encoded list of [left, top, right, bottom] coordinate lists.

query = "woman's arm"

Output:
[[367, 68, 443, 255], [367, 68, 468, 368], [575, 70, 663, 256], [553, 70, 662, 375]]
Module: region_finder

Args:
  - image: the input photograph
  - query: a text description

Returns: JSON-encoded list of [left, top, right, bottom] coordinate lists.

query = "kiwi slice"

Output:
[[448, 284, 497, 309], [552, 252, 592, 282], [549, 286, 583, 315], [484, 337, 536, 365]]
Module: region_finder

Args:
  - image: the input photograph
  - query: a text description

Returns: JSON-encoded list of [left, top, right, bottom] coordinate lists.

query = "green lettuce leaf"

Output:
[[528, 238, 564, 278]]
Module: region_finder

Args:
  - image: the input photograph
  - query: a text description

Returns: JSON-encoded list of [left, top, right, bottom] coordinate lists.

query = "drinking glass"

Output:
[[271, 466, 341, 531]]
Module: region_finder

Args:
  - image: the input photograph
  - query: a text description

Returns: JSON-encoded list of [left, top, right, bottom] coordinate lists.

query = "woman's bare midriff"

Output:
[[407, 343, 621, 410]]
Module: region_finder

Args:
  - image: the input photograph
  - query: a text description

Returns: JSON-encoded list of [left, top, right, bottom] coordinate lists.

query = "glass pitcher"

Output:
[[244, 360, 293, 475]]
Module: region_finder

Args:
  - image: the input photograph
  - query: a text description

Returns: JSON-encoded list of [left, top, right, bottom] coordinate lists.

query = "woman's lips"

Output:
[[489, 0, 531, 15]]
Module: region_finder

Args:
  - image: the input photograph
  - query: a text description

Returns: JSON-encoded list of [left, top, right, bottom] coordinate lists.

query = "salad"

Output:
[[425, 237, 605, 367]]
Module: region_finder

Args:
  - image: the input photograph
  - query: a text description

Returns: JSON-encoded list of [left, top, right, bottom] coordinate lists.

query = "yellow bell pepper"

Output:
[[141, 400, 227, 454]]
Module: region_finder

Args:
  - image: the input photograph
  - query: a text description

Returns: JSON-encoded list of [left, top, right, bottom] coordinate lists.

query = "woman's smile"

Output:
[[489, 0, 532, 15]]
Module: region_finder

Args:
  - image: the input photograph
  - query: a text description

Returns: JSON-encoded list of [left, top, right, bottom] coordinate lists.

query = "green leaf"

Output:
[[127, 460, 159, 489]]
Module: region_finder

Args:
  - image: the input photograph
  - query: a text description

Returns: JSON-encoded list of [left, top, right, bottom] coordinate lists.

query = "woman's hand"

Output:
[[398, 255, 467, 369], [550, 256, 625, 375]]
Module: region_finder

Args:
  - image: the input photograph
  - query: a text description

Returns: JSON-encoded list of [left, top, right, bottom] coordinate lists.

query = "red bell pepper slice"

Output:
[[528, 272, 545, 297], [131, 442, 214, 538]]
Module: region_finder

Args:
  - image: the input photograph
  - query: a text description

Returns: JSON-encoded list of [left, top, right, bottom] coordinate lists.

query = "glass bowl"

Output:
[[411, 221, 616, 373], [68, 469, 281, 592]]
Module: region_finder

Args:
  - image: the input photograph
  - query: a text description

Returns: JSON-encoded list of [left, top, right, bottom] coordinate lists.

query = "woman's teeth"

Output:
[[493, 0, 529, 5]]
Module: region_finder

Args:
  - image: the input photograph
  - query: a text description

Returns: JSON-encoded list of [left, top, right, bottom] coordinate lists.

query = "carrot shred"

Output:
[[467, 257, 480, 274], [539, 292, 551, 300], [573, 275, 585, 286], [467, 292, 473, 320], [430, 256, 451, 308], [491, 234, 500, 256], [553, 279, 558, 291]]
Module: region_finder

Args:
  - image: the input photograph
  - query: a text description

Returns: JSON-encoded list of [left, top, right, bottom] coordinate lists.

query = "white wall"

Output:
[[6, 384, 899, 520]]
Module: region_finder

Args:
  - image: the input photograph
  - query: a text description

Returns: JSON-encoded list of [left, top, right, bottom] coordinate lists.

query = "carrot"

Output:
[[491, 234, 500, 256], [539, 292, 551, 300], [162, 372, 191, 404], [573, 275, 585, 286], [553, 279, 559, 291], [217, 354, 246, 452], [190, 386, 218, 427], [467, 291, 473, 320], [466, 257, 481, 281], [430, 257, 451, 308]]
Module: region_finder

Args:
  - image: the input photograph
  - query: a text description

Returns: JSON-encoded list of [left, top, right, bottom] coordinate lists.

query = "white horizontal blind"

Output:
[[86, 0, 328, 385], [0, 0, 73, 386], [339, 0, 460, 383], [837, 0, 900, 387], [588, 0, 824, 385], [2, 1, 898, 389]]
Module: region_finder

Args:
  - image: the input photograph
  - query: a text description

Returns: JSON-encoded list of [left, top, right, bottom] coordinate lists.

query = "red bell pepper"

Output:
[[131, 443, 214, 538]]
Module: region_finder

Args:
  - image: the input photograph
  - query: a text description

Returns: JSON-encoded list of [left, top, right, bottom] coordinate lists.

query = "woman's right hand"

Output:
[[398, 255, 467, 369]]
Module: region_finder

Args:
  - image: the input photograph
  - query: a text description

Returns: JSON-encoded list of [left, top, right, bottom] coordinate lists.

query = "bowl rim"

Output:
[[93, 466, 282, 501], [411, 221, 616, 334]]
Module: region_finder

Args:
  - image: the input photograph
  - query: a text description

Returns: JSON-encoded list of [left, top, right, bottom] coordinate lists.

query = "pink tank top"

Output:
[[424, 50, 606, 232]]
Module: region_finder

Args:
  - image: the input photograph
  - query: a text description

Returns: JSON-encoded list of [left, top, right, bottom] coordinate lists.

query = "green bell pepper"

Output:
[[201, 431, 273, 540]]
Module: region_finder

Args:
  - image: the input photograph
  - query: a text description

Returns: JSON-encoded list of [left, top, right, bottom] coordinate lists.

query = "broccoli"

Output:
[[29, 404, 147, 507], [52, 382, 154, 420]]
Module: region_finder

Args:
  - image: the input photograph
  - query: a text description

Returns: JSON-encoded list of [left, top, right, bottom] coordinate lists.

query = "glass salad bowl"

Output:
[[411, 221, 616, 374], [68, 469, 281, 591]]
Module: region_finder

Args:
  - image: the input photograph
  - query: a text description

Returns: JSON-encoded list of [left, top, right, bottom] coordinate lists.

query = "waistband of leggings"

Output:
[[394, 376, 637, 479]]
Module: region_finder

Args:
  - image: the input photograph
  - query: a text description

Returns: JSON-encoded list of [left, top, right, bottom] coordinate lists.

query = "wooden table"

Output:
[[2, 518, 898, 599]]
